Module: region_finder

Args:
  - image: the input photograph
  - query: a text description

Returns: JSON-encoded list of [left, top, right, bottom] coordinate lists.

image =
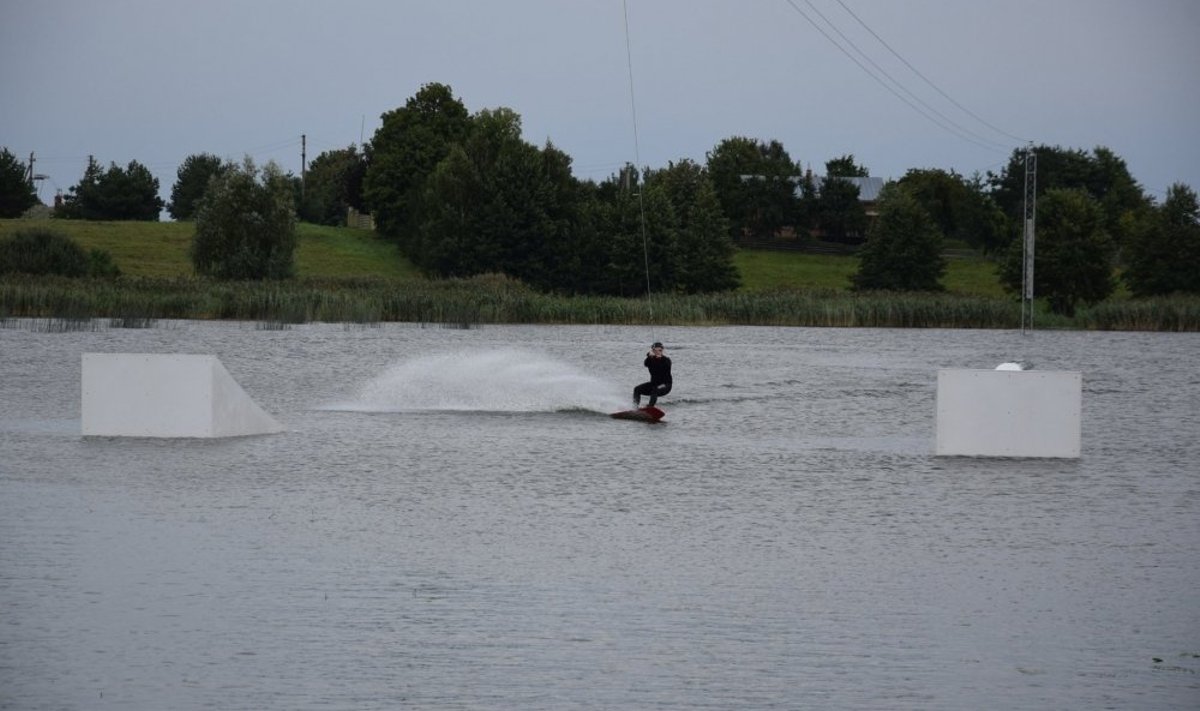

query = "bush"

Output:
[[87, 248, 122, 278], [191, 158, 297, 280], [0, 228, 122, 278], [0, 228, 89, 276]]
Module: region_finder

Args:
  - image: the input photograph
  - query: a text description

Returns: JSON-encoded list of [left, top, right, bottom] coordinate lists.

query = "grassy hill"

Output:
[[731, 249, 1005, 297], [0, 218, 1005, 296], [0, 219, 419, 280]]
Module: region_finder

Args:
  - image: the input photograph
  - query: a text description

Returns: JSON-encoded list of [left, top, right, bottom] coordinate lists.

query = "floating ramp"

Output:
[[936, 369, 1081, 458], [82, 353, 284, 438]]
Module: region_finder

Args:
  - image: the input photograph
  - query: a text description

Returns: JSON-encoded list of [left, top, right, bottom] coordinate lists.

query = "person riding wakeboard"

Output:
[[633, 342, 672, 408]]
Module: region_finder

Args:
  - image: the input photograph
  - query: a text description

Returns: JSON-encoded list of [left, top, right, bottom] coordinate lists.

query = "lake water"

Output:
[[1, 321, 1197, 710]]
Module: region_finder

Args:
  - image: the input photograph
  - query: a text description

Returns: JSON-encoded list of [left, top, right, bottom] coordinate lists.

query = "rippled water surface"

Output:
[[2, 321, 1198, 710]]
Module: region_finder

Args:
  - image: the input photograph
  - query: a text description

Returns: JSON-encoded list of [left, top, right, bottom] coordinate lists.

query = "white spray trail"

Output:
[[332, 349, 627, 414]]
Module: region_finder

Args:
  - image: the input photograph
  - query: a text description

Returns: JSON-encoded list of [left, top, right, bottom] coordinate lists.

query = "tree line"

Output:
[[356, 86, 737, 295], [2, 81, 1198, 311]]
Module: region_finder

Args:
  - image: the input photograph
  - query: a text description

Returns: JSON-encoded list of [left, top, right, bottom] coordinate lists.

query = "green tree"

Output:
[[793, 170, 819, 234], [298, 145, 367, 226], [825, 154, 869, 178], [961, 173, 1011, 254], [647, 159, 738, 293], [57, 156, 103, 219], [707, 136, 758, 233], [989, 145, 1149, 251], [0, 148, 39, 217], [899, 168, 1008, 253], [1123, 183, 1200, 296], [571, 189, 615, 295], [706, 136, 800, 239], [363, 82, 471, 243], [571, 166, 678, 297], [414, 107, 579, 290], [108, 160, 164, 220], [417, 144, 485, 276], [532, 141, 586, 291], [989, 145, 1091, 218], [816, 155, 871, 243], [610, 178, 677, 297], [852, 184, 946, 291], [169, 153, 227, 220], [59, 156, 164, 220], [999, 188, 1116, 316], [191, 158, 297, 279], [816, 176, 868, 243], [462, 108, 560, 287], [1089, 147, 1149, 247]]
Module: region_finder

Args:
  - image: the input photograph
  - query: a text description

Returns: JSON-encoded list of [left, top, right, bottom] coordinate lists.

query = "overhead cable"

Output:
[[782, 0, 1011, 153], [833, 0, 1029, 144], [800, 0, 1010, 150]]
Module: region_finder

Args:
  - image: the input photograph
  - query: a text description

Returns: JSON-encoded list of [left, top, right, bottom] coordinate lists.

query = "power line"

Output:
[[799, 0, 1010, 150], [623, 0, 656, 334], [832, 0, 1028, 144], [781, 0, 1011, 153]]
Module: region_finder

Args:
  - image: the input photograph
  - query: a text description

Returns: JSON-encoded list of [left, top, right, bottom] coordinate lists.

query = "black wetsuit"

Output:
[[634, 354, 672, 406]]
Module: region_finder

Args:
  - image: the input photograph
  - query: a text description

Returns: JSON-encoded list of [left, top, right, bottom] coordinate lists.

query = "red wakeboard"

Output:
[[610, 406, 665, 423]]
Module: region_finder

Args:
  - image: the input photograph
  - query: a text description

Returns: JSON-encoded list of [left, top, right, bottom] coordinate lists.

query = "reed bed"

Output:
[[1078, 296, 1200, 332], [1, 275, 1198, 331]]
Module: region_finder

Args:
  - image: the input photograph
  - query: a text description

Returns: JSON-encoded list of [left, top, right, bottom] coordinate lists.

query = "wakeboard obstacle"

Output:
[[610, 406, 665, 423], [936, 368, 1081, 458], [81, 353, 284, 438]]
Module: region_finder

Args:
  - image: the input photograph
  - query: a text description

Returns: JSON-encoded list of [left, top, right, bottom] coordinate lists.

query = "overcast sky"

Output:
[[3, 0, 1197, 213]]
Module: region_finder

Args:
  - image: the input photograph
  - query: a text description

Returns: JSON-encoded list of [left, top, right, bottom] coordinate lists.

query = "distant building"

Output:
[[346, 207, 374, 230], [800, 173, 886, 221], [737, 172, 888, 246], [739, 172, 886, 213], [21, 203, 54, 219], [808, 174, 884, 202]]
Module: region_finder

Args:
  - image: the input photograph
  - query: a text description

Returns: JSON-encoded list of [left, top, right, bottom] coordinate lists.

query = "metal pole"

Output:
[[1021, 145, 1037, 334]]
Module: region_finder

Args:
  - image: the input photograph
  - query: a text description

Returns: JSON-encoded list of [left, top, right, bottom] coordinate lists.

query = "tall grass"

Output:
[[3, 274, 1196, 330], [1078, 296, 1200, 331]]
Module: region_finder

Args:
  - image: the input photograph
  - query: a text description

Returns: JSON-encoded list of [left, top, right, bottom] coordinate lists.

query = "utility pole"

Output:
[[300, 134, 307, 199], [28, 151, 35, 188], [1021, 143, 1037, 334]]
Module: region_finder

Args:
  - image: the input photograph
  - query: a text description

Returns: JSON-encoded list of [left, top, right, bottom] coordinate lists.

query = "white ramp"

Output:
[[82, 353, 284, 437], [936, 369, 1081, 458]]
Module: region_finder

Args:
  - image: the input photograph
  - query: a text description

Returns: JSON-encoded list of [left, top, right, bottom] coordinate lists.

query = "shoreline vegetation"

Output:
[[2, 219, 1198, 331], [4, 274, 1198, 332]]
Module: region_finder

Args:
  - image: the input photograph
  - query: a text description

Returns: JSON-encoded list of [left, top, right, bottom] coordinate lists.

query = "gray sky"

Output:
[[3, 0, 1197, 212]]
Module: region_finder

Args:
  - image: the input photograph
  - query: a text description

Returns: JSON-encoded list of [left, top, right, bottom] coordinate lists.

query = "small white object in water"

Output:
[[995, 362, 1024, 371]]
